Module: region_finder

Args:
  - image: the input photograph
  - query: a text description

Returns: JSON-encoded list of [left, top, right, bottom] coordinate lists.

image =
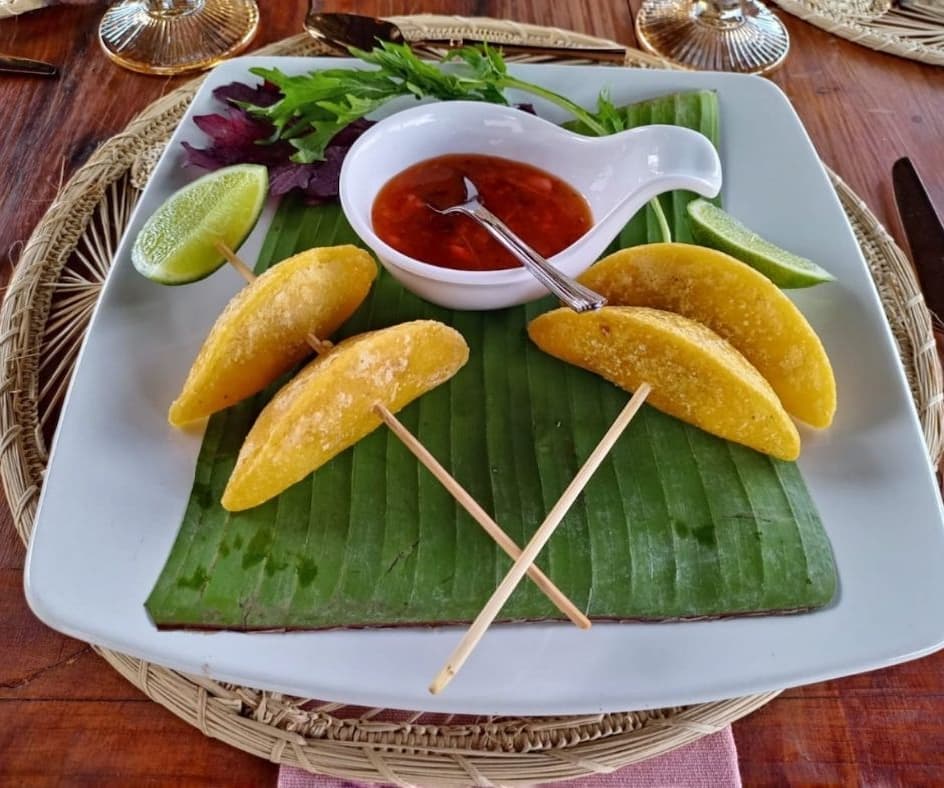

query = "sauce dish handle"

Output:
[[586, 124, 723, 253]]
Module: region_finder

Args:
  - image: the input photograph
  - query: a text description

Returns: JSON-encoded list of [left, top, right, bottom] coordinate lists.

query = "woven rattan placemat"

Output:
[[772, 0, 944, 66], [1, 17, 941, 785]]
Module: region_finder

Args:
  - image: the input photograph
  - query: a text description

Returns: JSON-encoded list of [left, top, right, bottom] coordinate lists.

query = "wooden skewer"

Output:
[[429, 383, 652, 695], [217, 242, 256, 283], [213, 241, 590, 629], [374, 403, 591, 629]]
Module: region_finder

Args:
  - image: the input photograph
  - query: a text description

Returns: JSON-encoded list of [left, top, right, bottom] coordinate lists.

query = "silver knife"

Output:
[[0, 55, 58, 77], [305, 12, 627, 64], [893, 157, 944, 319]]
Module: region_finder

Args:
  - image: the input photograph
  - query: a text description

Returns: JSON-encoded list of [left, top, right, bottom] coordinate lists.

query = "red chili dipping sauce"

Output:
[[371, 153, 592, 272]]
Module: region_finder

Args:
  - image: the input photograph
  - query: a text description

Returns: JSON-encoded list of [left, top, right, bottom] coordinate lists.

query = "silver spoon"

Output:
[[428, 177, 607, 313]]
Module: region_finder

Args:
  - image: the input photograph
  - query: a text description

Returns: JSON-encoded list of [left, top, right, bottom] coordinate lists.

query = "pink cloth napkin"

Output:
[[278, 726, 740, 787]]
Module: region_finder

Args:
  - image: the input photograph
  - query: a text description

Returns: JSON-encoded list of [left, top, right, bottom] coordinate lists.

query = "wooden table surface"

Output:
[[1, 2, 942, 784]]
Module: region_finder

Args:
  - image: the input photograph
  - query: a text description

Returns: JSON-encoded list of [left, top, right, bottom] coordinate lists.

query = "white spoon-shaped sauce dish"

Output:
[[339, 101, 723, 310]]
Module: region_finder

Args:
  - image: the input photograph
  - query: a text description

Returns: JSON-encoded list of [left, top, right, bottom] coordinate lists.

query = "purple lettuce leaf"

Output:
[[212, 80, 281, 108], [182, 81, 374, 202], [268, 119, 374, 203]]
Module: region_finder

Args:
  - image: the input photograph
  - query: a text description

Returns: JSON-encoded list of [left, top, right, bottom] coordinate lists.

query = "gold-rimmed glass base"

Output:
[[636, 0, 790, 75], [99, 0, 260, 76]]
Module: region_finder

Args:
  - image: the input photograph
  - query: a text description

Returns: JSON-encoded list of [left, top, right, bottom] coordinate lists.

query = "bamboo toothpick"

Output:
[[374, 403, 591, 629], [217, 242, 256, 283], [429, 383, 652, 695], [213, 241, 589, 629]]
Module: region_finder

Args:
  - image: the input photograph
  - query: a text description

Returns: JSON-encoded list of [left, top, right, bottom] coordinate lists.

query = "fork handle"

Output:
[[460, 204, 606, 312]]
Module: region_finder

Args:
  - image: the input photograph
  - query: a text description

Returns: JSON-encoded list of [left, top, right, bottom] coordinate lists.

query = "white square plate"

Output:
[[23, 58, 944, 715]]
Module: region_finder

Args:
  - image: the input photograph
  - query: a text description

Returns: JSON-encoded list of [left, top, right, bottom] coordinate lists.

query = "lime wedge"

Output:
[[132, 164, 268, 285], [687, 198, 835, 288]]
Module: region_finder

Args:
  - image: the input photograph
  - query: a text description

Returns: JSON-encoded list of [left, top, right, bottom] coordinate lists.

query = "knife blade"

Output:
[[0, 55, 57, 77], [305, 12, 627, 64], [893, 157, 944, 319]]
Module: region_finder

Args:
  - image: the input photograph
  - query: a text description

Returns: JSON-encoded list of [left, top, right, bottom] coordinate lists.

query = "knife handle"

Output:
[[0, 55, 58, 77]]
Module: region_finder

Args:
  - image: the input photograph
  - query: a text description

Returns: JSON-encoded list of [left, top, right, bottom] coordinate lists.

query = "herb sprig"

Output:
[[248, 42, 625, 164]]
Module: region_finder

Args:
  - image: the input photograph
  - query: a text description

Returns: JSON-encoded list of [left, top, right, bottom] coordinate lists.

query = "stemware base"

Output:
[[636, 0, 790, 74], [99, 0, 260, 76]]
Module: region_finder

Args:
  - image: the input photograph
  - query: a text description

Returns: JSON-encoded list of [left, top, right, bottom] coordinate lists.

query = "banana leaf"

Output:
[[146, 91, 837, 629]]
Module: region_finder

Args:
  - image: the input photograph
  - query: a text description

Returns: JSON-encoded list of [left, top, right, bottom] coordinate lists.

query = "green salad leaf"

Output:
[[251, 42, 632, 162]]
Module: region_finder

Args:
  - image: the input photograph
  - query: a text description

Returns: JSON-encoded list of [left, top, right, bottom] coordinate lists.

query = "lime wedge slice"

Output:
[[687, 198, 835, 288], [132, 164, 268, 285]]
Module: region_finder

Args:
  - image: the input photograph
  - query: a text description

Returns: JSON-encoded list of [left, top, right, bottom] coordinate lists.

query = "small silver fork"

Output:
[[428, 177, 607, 313]]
